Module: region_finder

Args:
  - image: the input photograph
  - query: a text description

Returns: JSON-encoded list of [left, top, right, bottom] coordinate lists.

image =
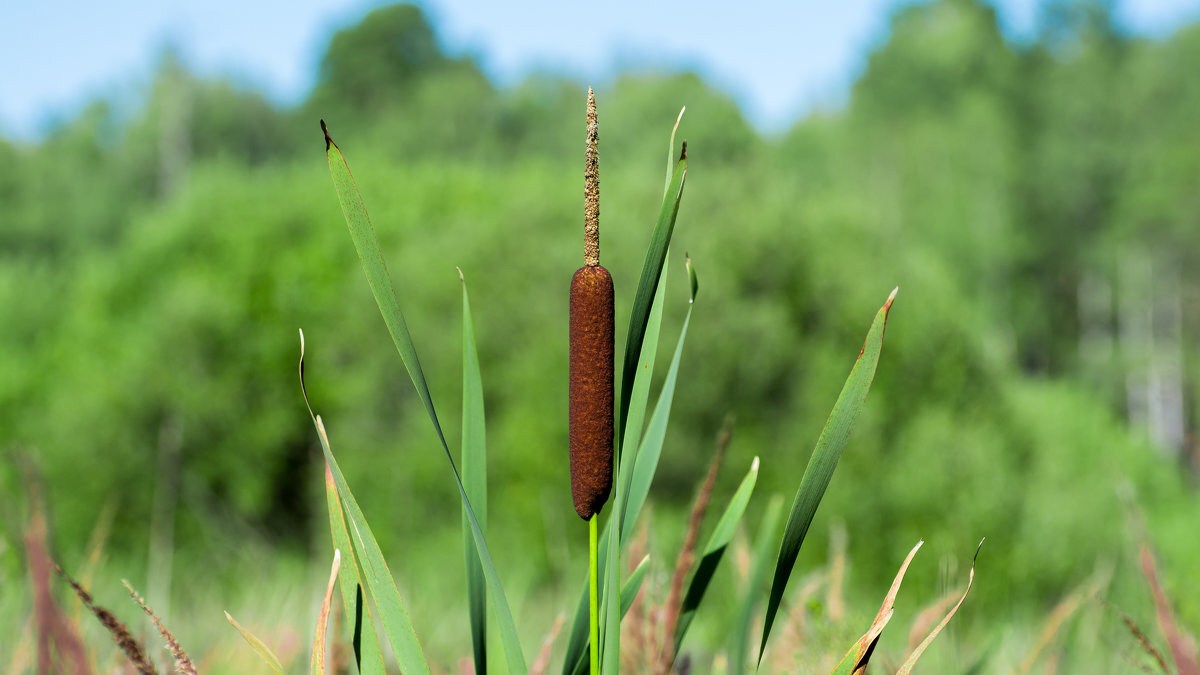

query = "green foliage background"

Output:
[[2, 0, 1198, 666]]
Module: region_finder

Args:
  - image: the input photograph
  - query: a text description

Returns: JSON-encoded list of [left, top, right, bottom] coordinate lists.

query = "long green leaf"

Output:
[[322, 122, 526, 674], [672, 456, 760, 656], [729, 496, 784, 675], [225, 611, 285, 675], [460, 270, 488, 675], [623, 257, 698, 542], [601, 506, 620, 675], [621, 555, 652, 618], [758, 287, 898, 665], [617, 256, 670, 535], [324, 460, 386, 674], [618, 150, 687, 448], [300, 331, 430, 674]]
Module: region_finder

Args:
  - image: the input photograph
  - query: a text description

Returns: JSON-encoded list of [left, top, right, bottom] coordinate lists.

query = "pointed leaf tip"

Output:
[[680, 140, 687, 161], [885, 286, 899, 311], [320, 119, 333, 149], [457, 266, 465, 282], [751, 456, 760, 472]]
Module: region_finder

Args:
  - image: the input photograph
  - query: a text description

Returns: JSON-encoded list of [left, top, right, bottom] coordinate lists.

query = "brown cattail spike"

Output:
[[570, 266, 614, 519], [570, 88, 614, 520], [584, 88, 600, 267]]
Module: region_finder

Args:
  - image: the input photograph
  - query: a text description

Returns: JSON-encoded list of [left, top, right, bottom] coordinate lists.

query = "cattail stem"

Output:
[[589, 515, 600, 674], [585, 87, 600, 267]]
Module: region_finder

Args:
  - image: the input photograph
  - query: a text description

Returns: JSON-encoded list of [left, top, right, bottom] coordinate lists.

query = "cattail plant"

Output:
[[311, 95, 968, 675], [570, 87, 616, 675]]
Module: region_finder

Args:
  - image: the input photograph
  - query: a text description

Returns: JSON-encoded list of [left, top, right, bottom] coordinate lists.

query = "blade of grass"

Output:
[[758, 287, 898, 665], [602, 506, 620, 675], [830, 540, 923, 675], [622, 555, 652, 618], [664, 107, 685, 196], [302, 330, 430, 675], [322, 124, 526, 673], [896, 539, 984, 674], [730, 495, 784, 675], [623, 257, 698, 542], [619, 147, 687, 449], [460, 270, 489, 675], [313, 416, 430, 674], [312, 549, 342, 675], [225, 610, 283, 672], [324, 460, 386, 675], [225, 612, 284, 675], [672, 455, 760, 658]]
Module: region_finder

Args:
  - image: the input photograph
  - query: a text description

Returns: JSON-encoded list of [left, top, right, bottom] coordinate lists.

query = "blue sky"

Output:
[[4, 0, 1199, 139]]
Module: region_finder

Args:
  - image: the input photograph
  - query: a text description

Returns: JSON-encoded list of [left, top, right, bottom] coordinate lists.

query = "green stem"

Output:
[[589, 515, 600, 674]]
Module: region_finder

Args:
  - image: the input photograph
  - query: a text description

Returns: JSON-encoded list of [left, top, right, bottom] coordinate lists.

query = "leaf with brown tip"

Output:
[[896, 539, 984, 675], [830, 540, 923, 675], [312, 549, 342, 675]]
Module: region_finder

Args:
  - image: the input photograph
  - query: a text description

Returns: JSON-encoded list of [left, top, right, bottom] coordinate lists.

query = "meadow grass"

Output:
[[11, 95, 1198, 675]]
